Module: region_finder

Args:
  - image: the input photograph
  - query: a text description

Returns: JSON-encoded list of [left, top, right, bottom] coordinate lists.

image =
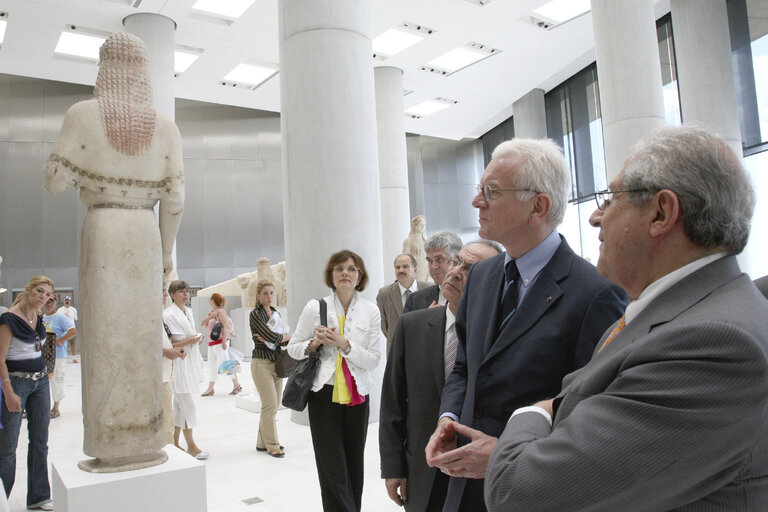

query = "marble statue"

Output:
[[402, 215, 429, 282], [236, 258, 287, 308], [45, 33, 184, 473]]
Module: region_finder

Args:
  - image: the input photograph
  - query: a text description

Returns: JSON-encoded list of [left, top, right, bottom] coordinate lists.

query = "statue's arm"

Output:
[[44, 107, 81, 195], [159, 121, 185, 281]]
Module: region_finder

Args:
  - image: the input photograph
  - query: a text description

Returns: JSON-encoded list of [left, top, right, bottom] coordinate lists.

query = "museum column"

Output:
[[123, 13, 176, 120], [591, 0, 665, 180], [671, 0, 742, 154], [375, 66, 410, 281], [513, 89, 547, 139]]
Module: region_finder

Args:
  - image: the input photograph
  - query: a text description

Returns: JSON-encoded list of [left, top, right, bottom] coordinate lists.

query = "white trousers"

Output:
[[173, 391, 198, 429]]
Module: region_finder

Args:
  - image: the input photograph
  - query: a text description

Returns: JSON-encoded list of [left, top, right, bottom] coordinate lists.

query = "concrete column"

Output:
[[591, 0, 666, 180], [375, 66, 410, 282], [671, 0, 742, 155], [513, 89, 547, 139], [123, 13, 176, 120], [279, 0, 384, 422]]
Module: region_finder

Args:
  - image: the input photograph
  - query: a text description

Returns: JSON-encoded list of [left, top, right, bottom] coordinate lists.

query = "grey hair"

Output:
[[467, 239, 503, 253], [491, 138, 571, 226], [425, 232, 464, 259], [394, 253, 418, 267], [622, 126, 754, 255]]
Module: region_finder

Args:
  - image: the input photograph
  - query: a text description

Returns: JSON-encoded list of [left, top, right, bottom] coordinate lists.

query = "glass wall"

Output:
[[658, 14, 682, 126]]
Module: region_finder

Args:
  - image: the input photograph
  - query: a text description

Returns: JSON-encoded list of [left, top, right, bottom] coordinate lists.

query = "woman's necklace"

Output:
[[20, 304, 36, 325]]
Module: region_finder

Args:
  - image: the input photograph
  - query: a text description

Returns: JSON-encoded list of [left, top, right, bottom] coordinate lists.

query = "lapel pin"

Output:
[[545, 296, 552, 303]]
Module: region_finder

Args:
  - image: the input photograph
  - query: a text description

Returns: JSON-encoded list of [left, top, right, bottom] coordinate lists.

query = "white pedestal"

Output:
[[235, 394, 262, 413], [52, 446, 207, 512]]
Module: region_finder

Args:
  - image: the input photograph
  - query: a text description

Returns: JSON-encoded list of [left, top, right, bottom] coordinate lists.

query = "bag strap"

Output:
[[318, 298, 327, 327]]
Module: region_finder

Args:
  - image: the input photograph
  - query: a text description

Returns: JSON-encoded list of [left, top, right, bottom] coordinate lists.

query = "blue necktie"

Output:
[[497, 260, 519, 332]]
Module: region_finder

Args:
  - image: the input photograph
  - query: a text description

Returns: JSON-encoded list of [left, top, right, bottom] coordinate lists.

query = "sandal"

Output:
[[229, 385, 243, 395], [50, 409, 60, 419], [201, 389, 215, 397], [269, 450, 285, 458]]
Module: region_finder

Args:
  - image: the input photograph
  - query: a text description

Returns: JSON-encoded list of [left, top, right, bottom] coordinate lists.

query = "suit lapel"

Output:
[[388, 283, 403, 316], [424, 306, 448, 393], [484, 241, 573, 362]]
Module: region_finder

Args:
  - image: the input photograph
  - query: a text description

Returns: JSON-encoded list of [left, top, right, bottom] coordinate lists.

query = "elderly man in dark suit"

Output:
[[476, 127, 768, 511], [403, 232, 463, 313], [425, 138, 628, 512], [377, 254, 430, 354], [380, 240, 501, 512]]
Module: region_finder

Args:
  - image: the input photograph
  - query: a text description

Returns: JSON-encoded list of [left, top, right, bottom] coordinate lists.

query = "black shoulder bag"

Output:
[[281, 298, 326, 411]]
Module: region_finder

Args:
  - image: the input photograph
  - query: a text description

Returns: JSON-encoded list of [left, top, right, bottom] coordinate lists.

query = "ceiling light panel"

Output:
[[372, 22, 434, 59], [174, 52, 199, 73], [192, 0, 256, 20], [422, 42, 500, 75], [222, 63, 278, 88], [0, 14, 7, 45], [533, 0, 591, 24], [406, 97, 458, 118], [54, 30, 106, 61]]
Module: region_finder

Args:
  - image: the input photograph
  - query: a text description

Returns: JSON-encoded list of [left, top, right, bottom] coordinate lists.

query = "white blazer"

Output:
[[287, 291, 384, 395]]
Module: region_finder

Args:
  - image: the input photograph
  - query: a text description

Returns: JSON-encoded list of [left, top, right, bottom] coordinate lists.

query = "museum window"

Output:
[[657, 14, 682, 126]]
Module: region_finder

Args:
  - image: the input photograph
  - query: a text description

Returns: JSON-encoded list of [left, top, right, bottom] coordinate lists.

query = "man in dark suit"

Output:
[[403, 232, 463, 313], [470, 127, 768, 511], [377, 254, 431, 353], [380, 241, 501, 512], [425, 138, 628, 512]]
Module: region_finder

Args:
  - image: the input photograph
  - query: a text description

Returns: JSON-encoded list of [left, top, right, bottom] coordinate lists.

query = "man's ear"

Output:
[[531, 193, 552, 222], [649, 189, 682, 238]]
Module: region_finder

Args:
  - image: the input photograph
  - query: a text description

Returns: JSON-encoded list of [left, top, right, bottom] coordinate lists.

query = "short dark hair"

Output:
[[323, 250, 369, 291], [394, 253, 417, 267], [168, 280, 190, 295]]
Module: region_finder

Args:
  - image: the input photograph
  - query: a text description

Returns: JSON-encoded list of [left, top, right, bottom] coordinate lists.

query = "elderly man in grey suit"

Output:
[[380, 241, 501, 512], [377, 254, 430, 354], [473, 126, 768, 511]]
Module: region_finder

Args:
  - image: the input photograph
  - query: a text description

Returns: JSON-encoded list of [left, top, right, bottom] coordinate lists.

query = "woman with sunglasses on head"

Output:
[[0, 276, 55, 511], [287, 250, 384, 512]]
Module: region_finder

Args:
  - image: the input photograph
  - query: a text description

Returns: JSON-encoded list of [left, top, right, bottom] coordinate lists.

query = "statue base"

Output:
[[78, 450, 168, 473]]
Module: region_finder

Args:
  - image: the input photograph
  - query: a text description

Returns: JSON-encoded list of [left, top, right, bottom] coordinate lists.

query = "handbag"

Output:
[[282, 298, 326, 411], [275, 343, 297, 379], [210, 321, 222, 341]]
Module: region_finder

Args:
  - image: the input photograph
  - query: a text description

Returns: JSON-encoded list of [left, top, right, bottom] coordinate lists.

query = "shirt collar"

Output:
[[398, 280, 418, 296], [625, 252, 727, 324], [504, 230, 561, 289]]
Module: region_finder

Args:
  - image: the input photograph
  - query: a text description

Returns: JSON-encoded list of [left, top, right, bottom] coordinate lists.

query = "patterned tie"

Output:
[[497, 259, 519, 332], [598, 315, 626, 352], [444, 326, 459, 379], [403, 288, 413, 307]]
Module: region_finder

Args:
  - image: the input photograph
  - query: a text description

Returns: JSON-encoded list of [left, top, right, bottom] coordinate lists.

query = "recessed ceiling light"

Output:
[[174, 51, 199, 73], [406, 97, 458, 117], [192, 0, 256, 20], [427, 47, 486, 73], [0, 19, 7, 44], [223, 63, 278, 88], [533, 0, 590, 24], [373, 29, 423, 57], [54, 31, 106, 60]]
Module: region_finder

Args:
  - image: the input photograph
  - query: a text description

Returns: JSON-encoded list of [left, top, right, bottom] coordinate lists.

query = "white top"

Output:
[[57, 305, 78, 322], [287, 291, 384, 395], [163, 304, 203, 393]]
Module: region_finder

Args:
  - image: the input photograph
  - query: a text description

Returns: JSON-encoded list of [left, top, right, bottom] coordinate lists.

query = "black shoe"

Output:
[[257, 445, 284, 452]]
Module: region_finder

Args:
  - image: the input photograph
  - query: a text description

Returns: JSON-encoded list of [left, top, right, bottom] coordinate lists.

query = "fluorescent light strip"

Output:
[[373, 28, 424, 57], [192, 0, 255, 20], [427, 47, 487, 73], [533, 0, 590, 24], [406, 99, 454, 117], [54, 32, 105, 60], [174, 51, 199, 73], [223, 64, 277, 87]]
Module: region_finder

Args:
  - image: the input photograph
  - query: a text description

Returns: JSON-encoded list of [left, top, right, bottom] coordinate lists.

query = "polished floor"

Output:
[[5, 359, 404, 512]]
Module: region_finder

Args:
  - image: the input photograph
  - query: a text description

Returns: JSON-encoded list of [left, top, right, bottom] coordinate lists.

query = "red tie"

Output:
[[598, 315, 626, 353]]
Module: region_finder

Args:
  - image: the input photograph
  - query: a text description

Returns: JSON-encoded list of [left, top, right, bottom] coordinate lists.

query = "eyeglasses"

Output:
[[476, 183, 539, 202], [593, 189, 650, 210], [333, 265, 359, 274]]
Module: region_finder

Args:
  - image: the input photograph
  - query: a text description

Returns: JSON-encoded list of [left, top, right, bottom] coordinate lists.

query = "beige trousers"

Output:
[[162, 381, 174, 445], [251, 358, 283, 452]]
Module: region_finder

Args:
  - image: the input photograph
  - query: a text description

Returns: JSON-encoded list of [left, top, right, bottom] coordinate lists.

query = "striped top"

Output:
[[249, 305, 283, 361]]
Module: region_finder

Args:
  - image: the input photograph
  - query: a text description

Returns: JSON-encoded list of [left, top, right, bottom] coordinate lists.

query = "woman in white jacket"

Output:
[[287, 250, 384, 512]]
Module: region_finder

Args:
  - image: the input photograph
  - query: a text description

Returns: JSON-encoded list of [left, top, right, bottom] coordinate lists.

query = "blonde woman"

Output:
[[163, 280, 208, 460], [201, 293, 241, 396], [249, 280, 290, 458], [0, 276, 55, 511]]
